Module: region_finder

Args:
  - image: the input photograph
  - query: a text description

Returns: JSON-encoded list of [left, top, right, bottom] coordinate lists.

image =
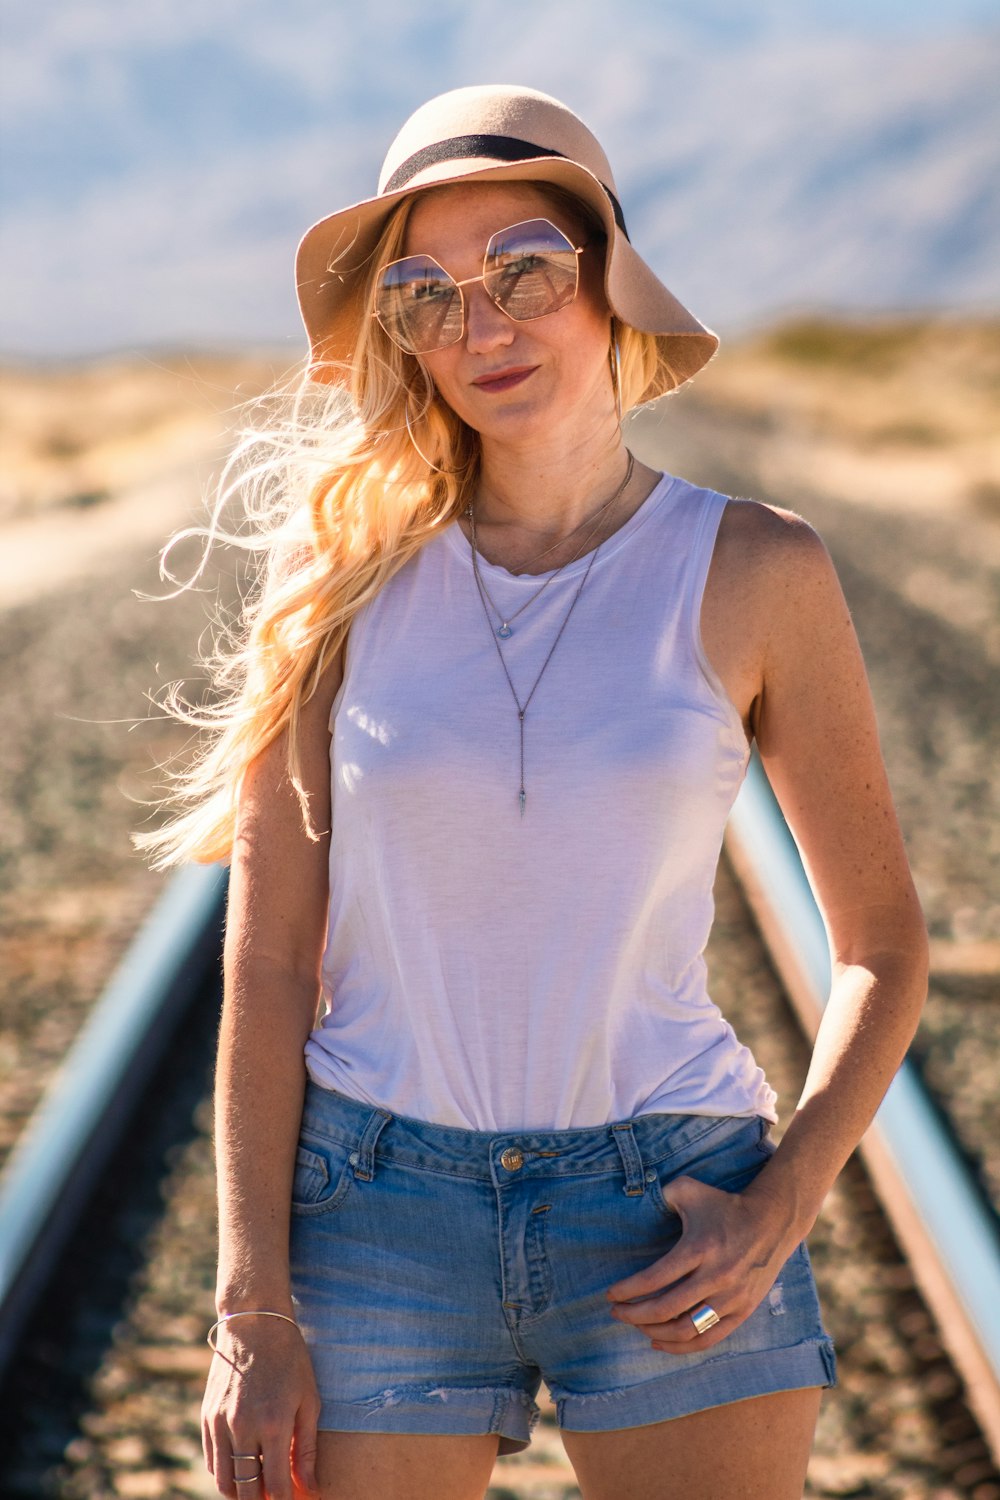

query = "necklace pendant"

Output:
[[497, 623, 513, 639], [519, 789, 526, 817]]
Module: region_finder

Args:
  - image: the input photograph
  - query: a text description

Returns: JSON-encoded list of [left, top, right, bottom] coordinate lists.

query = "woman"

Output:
[[144, 86, 928, 1499]]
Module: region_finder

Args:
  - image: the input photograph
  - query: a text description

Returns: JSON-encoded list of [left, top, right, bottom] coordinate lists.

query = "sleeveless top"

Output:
[[304, 470, 777, 1131]]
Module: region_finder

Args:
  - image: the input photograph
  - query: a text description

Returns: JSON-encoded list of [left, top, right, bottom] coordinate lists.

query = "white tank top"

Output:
[[304, 471, 777, 1130]]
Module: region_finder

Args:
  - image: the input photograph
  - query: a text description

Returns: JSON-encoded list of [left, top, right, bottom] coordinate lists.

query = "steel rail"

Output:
[[0, 862, 227, 1383], [725, 749, 1000, 1462]]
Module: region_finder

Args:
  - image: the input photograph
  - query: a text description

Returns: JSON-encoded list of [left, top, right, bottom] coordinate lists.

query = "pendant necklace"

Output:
[[468, 454, 634, 816], [467, 454, 634, 638]]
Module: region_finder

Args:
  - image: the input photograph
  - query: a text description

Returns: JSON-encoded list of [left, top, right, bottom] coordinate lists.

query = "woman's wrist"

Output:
[[742, 1159, 820, 1256], [216, 1281, 295, 1319], [207, 1308, 301, 1352]]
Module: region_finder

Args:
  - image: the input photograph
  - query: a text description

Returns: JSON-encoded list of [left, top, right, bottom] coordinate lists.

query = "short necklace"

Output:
[[469, 461, 634, 817], [469, 452, 634, 576], [470, 544, 600, 817], [466, 454, 634, 637]]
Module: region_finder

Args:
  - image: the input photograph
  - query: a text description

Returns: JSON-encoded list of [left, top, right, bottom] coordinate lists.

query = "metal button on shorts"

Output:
[[500, 1146, 524, 1171]]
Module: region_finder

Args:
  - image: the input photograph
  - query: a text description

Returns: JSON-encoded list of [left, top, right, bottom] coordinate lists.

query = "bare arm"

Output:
[[744, 515, 928, 1245], [203, 656, 342, 1500], [608, 506, 928, 1346]]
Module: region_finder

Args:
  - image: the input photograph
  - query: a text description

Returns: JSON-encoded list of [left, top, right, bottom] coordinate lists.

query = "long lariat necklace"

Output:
[[467, 454, 634, 638], [468, 454, 634, 816]]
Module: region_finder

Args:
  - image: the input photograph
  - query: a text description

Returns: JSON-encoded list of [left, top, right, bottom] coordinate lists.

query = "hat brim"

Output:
[[295, 154, 718, 401]]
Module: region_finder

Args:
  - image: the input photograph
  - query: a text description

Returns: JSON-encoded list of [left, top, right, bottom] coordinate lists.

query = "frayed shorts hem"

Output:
[[317, 1384, 540, 1456], [314, 1338, 836, 1455], [554, 1335, 837, 1434]]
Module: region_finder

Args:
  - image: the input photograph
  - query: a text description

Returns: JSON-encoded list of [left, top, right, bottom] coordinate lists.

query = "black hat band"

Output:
[[383, 134, 629, 240]]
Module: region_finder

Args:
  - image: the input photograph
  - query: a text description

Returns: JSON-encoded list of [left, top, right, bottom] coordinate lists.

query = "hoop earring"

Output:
[[404, 399, 444, 473], [404, 394, 473, 480], [610, 328, 623, 425]]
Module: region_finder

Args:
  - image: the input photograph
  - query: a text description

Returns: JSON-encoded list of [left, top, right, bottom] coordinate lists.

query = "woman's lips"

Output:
[[471, 366, 537, 394]]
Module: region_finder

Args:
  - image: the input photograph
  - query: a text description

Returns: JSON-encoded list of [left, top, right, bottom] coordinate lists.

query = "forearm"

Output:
[[214, 956, 320, 1315], [745, 925, 929, 1252]]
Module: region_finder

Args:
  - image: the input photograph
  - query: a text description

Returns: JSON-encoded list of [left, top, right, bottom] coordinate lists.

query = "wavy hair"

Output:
[[135, 187, 677, 868]]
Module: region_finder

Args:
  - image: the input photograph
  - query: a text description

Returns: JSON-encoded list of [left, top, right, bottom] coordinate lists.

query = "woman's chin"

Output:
[[471, 390, 602, 450], [462, 397, 553, 447]]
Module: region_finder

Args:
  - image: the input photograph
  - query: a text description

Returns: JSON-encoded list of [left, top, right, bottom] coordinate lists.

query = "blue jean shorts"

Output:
[[289, 1081, 836, 1453]]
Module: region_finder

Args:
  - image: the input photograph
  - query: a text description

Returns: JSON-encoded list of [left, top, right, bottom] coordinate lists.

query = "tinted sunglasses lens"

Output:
[[485, 220, 579, 321], [375, 256, 463, 353]]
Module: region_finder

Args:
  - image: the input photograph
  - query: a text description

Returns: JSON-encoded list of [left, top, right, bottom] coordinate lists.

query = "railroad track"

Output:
[[1, 769, 999, 1499]]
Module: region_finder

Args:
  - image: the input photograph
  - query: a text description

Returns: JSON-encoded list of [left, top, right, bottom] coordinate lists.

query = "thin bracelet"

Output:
[[206, 1310, 300, 1352]]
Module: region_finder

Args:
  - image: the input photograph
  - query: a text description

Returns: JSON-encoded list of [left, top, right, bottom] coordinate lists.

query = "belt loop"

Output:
[[611, 1121, 645, 1196], [353, 1107, 393, 1181]]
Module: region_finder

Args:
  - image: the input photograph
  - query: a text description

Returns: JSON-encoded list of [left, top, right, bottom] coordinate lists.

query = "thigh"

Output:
[[560, 1386, 822, 1500], [316, 1431, 500, 1500]]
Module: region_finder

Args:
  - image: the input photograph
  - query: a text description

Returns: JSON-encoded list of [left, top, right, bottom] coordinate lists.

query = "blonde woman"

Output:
[[143, 86, 928, 1500]]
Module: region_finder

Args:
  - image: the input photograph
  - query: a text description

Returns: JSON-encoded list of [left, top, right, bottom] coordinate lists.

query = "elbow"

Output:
[[835, 894, 930, 1027], [898, 889, 931, 1000], [898, 917, 930, 1029]]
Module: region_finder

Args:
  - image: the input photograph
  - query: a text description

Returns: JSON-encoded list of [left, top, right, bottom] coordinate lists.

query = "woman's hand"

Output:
[[604, 1173, 796, 1354], [202, 1318, 321, 1499]]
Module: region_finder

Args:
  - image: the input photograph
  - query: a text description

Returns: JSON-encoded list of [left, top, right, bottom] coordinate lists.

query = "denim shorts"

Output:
[[289, 1081, 836, 1453]]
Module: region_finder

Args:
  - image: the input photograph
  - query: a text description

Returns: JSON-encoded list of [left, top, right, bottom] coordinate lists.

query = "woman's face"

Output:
[[399, 182, 613, 448]]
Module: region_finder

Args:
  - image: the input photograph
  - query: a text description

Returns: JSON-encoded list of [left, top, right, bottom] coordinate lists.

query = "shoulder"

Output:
[[712, 494, 841, 617], [715, 493, 827, 564], [698, 491, 852, 714]]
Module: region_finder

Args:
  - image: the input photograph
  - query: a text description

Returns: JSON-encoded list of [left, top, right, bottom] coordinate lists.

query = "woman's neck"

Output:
[[465, 431, 659, 575]]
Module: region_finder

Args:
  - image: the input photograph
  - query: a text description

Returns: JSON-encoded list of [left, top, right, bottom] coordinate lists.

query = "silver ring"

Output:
[[232, 1453, 263, 1484], [690, 1303, 721, 1335]]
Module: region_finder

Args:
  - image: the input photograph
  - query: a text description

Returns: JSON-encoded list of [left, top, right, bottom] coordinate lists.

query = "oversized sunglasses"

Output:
[[372, 218, 586, 355]]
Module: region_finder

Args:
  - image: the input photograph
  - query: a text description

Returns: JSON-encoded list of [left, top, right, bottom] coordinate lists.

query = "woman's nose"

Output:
[[463, 284, 516, 353]]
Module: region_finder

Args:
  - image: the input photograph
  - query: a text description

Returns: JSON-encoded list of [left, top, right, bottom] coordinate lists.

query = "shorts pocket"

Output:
[[290, 1137, 355, 1217], [649, 1116, 774, 1222]]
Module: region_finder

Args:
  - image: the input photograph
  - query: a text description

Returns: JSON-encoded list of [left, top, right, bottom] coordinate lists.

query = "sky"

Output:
[[2, 0, 998, 358]]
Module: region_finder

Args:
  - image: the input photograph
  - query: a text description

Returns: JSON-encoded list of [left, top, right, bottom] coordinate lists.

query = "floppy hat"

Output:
[[295, 84, 719, 400]]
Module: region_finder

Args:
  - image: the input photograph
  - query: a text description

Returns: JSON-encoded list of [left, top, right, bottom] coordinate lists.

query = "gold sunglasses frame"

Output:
[[372, 218, 587, 354]]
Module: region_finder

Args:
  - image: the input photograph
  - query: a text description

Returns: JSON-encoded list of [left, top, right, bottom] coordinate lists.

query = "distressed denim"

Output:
[[289, 1080, 836, 1453]]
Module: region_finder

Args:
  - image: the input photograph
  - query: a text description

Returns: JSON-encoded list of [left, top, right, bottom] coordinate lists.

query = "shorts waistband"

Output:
[[299, 1080, 764, 1191]]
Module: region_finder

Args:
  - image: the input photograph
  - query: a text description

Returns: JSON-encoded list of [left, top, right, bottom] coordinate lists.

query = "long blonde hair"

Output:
[[136, 189, 676, 869]]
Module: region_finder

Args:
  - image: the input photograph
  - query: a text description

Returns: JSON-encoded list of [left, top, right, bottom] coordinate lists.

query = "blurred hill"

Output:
[[2, 2, 998, 355], [0, 354, 279, 609], [635, 317, 1000, 524], [2, 318, 996, 574]]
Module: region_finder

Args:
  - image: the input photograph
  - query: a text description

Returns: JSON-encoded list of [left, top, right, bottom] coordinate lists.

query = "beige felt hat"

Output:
[[296, 84, 719, 398]]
